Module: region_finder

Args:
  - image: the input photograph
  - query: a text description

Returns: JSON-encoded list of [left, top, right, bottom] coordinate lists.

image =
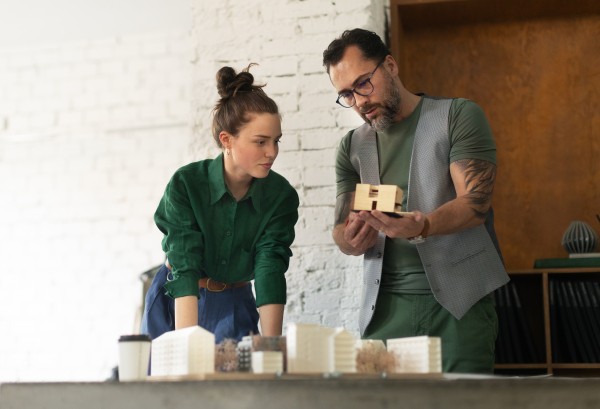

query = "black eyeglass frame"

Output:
[[335, 57, 387, 108]]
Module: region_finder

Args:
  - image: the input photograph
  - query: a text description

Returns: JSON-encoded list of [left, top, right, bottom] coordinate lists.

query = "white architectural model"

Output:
[[150, 326, 215, 376], [251, 351, 283, 374], [328, 327, 356, 373], [286, 323, 329, 373], [386, 336, 442, 373], [286, 323, 356, 373]]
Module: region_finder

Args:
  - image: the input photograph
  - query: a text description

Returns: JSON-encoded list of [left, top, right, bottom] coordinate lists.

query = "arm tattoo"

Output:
[[454, 159, 497, 219], [334, 192, 353, 227]]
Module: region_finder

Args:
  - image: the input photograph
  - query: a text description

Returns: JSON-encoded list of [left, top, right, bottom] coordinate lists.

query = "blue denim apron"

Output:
[[141, 264, 260, 343]]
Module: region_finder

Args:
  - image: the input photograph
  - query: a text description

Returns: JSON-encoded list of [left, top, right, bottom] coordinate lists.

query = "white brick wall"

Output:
[[0, 30, 192, 382], [190, 0, 387, 335], [0, 0, 387, 383]]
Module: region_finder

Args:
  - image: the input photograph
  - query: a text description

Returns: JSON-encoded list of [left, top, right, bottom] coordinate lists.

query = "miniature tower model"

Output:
[[237, 335, 287, 372], [354, 184, 403, 213], [251, 351, 283, 374], [386, 336, 442, 373], [286, 323, 331, 373], [236, 335, 253, 372], [328, 327, 356, 373], [151, 326, 215, 376]]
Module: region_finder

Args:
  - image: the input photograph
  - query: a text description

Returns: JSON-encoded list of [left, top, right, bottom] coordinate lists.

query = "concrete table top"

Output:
[[2, 376, 600, 409]]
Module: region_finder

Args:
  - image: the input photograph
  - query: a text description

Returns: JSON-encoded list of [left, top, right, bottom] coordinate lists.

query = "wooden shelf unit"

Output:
[[496, 268, 600, 376]]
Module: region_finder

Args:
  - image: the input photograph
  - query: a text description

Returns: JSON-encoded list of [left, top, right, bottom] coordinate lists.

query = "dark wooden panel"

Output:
[[395, 0, 600, 30], [393, 5, 600, 269]]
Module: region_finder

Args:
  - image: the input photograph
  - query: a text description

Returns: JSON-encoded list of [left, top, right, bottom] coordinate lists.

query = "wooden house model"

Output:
[[150, 326, 215, 376], [353, 184, 414, 217]]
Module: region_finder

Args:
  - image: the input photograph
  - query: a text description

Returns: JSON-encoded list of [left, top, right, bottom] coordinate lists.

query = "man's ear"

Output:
[[383, 55, 399, 77]]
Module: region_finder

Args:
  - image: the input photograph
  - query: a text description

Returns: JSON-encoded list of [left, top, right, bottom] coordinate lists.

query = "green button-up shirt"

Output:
[[154, 154, 299, 306]]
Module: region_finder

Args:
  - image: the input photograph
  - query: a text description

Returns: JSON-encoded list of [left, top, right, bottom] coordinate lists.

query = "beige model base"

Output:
[[147, 372, 443, 381], [353, 184, 415, 218]]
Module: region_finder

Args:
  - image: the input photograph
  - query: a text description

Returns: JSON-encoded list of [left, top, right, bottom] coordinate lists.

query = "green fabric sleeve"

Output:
[[253, 187, 299, 306], [448, 99, 497, 165], [335, 130, 361, 198], [154, 171, 204, 299]]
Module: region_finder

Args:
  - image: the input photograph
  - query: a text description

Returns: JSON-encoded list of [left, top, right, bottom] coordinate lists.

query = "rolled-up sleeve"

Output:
[[154, 172, 204, 299], [253, 189, 299, 307]]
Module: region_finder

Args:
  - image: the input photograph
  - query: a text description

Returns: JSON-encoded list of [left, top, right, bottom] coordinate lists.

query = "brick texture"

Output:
[[189, 0, 386, 339], [0, 0, 387, 383], [0, 30, 192, 382]]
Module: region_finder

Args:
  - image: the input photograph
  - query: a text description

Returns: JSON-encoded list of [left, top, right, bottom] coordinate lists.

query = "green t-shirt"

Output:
[[335, 97, 497, 294], [155, 153, 299, 306]]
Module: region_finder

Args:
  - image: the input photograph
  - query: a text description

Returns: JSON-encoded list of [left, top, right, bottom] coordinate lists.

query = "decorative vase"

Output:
[[561, 221, 599, 254]]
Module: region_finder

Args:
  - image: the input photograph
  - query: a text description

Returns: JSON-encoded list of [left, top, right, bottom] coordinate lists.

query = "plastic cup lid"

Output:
[[118, 334, 151, 342]]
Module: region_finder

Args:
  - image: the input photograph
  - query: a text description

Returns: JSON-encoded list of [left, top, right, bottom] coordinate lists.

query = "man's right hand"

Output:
[[333, 191, 378, 256], [343, 211, 378, 251]]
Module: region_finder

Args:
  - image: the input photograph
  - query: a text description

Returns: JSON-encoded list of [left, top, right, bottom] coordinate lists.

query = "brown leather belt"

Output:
[[199, 277, 250, 292], [165, 260, 249, 293]]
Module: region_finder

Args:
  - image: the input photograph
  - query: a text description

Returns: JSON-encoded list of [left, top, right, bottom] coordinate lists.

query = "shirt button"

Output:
[[226, 231, 231, 236], [222, 260, 227, 265], [371, 305, 375, 310], [376, 253, 382, 258], [375, 279, 380, 285]]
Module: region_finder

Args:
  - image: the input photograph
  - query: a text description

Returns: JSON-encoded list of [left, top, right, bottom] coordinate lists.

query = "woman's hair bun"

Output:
[[216, 64, 263, 99], [211, 63, 279, 149]]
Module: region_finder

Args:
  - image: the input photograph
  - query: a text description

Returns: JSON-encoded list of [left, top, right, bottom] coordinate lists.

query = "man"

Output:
[[323, 29, 509, 373]]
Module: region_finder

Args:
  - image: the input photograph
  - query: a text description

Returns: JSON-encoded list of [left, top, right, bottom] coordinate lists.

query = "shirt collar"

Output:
[[208, 153, 262, 212], [208, 154, 229, 205]]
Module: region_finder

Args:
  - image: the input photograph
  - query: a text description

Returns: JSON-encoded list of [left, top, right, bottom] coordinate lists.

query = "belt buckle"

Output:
[[207, 278, 227, 292]]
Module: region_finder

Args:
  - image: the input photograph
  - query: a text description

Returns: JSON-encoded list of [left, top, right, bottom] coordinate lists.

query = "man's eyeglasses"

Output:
[[336, 57, 386, 108]]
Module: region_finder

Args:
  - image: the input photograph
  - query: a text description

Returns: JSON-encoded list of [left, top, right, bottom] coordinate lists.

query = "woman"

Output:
[[141, 64, 299, 343]]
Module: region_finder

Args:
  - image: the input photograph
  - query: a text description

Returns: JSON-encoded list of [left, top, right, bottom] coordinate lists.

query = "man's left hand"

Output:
[[356, 210, 426, 239]]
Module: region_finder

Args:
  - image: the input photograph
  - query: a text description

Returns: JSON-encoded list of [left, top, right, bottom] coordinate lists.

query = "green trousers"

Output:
[[363, 292, 498, 373]]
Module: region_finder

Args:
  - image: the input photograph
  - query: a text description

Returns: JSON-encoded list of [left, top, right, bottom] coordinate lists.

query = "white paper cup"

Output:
[[118, 335, 151, 381]]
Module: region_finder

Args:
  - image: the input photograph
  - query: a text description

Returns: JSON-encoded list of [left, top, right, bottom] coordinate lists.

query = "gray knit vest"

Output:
[[350, 95, 509, 336]]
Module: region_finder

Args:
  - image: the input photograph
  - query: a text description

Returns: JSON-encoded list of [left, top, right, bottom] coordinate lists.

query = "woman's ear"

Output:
[[219, 131, 232, 151]]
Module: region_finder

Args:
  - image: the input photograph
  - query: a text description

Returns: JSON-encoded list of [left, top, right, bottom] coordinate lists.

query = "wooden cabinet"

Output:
[[389, 0, 600, 271], [495, 268, 600, 376]]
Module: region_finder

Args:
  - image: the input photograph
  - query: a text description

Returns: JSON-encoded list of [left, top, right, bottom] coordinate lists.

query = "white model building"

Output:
[[286, 323, 332, 373], [251, 351, 283, 374], [386, 336, 442, 373], [150, 326, 215, 376], [286, 323, 357, 373], [328, 327, 356, 373]]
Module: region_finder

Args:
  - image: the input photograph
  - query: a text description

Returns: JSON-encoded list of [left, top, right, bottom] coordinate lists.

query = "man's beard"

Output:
[[359, 73, 402, 132]]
